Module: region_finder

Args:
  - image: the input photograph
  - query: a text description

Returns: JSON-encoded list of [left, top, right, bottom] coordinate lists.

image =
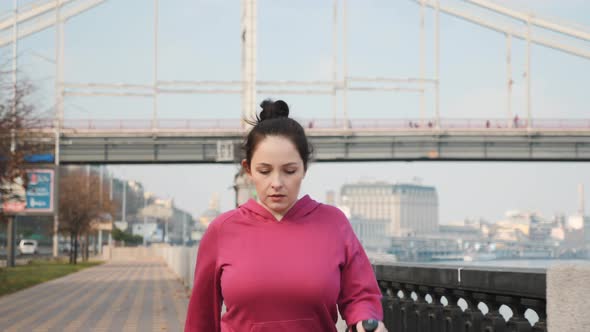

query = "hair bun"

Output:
[[259, 99, 289, 122]]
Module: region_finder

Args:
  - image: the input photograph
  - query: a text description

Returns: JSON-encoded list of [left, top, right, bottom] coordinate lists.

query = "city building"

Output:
[[438, 219, 483, 241], [576, 184, 590, 251], [388, 237, 463, 262], [132, 222, 159, 242], [234, 168, 256, 206], [138, 198, 173, 243], [349, 217, 390, 251], [168, 208, 193, 244], [490, 211, 532, 242], [340, 181, 439, 237], [199, 193, 221, 228], [529, 214, 555, 242], [559, 184, 590, 255]]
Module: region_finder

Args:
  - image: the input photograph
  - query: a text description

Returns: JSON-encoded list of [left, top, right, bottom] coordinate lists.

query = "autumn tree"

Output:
[[0, 78, 47, 212], [58, 167, 116, 264], [0, 61, 50, 268]]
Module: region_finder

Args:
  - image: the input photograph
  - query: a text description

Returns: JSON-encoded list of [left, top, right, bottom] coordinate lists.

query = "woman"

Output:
[[184, 99, 387, 332]]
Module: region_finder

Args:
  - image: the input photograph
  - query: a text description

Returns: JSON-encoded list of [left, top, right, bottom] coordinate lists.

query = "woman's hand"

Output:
[[354, 320, 387, 332]]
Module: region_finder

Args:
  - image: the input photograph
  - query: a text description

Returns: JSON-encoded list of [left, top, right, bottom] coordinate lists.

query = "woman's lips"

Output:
[[268, 195, 286, 202]]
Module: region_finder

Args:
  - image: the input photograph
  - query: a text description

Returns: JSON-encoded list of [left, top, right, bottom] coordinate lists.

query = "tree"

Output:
[[112, 228, 143, 246], [0, 64, 49, 268], [58, 167, 116, 264], [0, 79, 47, 214]]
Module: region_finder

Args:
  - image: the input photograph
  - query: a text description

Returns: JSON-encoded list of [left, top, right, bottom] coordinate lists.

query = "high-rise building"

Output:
[[340, 182, 439, 237], [349, 217, 390, 251]]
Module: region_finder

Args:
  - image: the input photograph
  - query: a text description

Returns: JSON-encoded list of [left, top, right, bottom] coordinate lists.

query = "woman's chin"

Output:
[[264, 201, 288, 215]]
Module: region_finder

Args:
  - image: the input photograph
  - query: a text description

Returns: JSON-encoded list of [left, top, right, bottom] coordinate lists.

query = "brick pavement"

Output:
[[0, 257, 350, 331], [0, 259, 189, 332]]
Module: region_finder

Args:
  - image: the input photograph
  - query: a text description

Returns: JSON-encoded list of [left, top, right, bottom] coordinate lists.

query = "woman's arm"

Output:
[[184, 222, 223, 332], [337, 218, 384, 328]]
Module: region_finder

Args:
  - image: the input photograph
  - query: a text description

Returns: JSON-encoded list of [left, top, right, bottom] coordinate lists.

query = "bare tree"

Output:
[[58, 168, 116, 264], [0, 61, 49, 268], [0, 81, 47, 208]]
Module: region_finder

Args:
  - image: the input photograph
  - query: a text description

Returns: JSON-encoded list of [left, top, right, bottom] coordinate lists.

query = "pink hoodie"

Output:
[[184, 195, 383, 332]]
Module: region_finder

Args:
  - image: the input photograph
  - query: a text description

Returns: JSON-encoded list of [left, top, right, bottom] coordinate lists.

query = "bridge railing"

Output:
[[39, 118, 590, 132], [374, 262, 547, 332], [59, 118, 243, 131]]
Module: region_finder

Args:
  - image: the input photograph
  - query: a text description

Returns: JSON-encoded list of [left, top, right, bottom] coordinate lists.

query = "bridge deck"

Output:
[[28, 118, 590, 163]]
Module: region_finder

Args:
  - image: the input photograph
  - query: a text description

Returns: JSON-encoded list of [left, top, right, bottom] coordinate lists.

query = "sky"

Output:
[[1, 0, 590, 223]]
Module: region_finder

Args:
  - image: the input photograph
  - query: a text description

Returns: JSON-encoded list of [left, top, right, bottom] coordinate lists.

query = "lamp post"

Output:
[[182, 212, 186, 246], [143, 192, 149, 246], [7, 0, 19, 268]]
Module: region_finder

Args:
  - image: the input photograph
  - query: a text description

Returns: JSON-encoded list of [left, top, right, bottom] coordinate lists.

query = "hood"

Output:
[[240, 194, 320, 222]]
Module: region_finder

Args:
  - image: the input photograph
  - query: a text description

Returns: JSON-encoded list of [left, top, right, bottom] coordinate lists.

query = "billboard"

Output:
[[24, 169, 55, 213], [0, 168, 55, 215]]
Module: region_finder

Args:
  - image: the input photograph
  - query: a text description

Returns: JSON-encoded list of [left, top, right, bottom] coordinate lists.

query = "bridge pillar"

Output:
[[241, 0, 257, 126]]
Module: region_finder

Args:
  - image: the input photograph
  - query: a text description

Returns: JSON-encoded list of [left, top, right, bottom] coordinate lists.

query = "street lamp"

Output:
[[143, 191, 150, 246]]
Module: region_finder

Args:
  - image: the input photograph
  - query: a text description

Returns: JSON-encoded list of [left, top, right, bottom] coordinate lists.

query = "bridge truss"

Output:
[[2, 0, 590, 165]]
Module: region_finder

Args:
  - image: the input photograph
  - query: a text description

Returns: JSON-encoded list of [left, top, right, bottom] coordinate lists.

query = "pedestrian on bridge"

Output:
[[185, 99, 386, 332]]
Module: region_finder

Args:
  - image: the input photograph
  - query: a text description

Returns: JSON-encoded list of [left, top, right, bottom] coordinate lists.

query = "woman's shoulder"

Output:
[[315, 203, 347, 216], [313, 203, 350, 226], [208, 209, 240, 230], [312, 204, 358, 243]]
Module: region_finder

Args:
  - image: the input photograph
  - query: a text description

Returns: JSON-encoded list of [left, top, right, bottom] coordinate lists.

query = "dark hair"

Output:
[[243, 99, 312, 171]]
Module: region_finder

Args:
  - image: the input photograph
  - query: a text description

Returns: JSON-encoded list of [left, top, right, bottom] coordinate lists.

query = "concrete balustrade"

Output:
[[103, 245, 198, 289], [547, 264, 590, 331], [104, 245, 590, 331], [152, 244, 198, 290]]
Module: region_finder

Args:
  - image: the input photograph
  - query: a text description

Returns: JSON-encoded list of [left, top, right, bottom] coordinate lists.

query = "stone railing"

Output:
[[107, 246, 590, 330], [374, 263, 546, 332]]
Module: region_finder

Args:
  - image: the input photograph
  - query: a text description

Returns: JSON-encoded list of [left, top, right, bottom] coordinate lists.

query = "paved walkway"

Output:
[[0, 259, 189, 332]]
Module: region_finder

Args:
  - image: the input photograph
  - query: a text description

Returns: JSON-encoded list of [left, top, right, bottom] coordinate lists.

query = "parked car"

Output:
[[59, 241, 71, 253], [18, 239, 38, 255], [59, 241, 85, 253]]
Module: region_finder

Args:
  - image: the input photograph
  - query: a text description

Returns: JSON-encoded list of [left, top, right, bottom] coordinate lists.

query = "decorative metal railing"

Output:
[[373, 263, 546, 332]]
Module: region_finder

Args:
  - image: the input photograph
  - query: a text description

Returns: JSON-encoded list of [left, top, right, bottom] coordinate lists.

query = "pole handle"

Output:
[[349, 319, 379, 332]]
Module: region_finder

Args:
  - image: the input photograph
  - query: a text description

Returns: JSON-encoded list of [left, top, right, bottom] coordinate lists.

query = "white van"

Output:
[[18, 239, 38, 255]]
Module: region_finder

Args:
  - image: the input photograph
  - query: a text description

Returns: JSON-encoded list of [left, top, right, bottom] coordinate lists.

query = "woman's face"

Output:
[[243, 135, 306, 220]]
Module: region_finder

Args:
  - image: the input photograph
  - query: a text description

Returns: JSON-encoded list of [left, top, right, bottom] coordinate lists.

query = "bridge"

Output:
[[2, 1, 590, 331], [2, 0, 588, 164], [46, 117, 590, 163]]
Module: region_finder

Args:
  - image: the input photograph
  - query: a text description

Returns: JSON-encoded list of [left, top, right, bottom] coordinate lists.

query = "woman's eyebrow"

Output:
[[255, 162, 299, 166]]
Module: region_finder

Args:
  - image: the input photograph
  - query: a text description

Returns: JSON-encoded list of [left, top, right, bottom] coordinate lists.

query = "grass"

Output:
[[0, 259, 103, 297]]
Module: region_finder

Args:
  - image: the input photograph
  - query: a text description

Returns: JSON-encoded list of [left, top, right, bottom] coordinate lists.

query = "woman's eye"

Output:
[[285, 170, 296, 174], [257, 170, 270, 175]]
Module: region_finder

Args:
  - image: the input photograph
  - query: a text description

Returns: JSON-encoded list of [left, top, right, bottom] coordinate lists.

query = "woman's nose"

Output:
[[270, 175, 283, 189]]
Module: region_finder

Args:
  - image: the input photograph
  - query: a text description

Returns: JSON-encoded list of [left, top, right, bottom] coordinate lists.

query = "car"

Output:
[[59, 242, 71, 253], [18, 239, 38, 255], [59, 242, 82, 253]]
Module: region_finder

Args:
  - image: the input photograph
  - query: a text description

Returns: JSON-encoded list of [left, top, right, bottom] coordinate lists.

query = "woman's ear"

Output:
[[241, 159, 251, 175]]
